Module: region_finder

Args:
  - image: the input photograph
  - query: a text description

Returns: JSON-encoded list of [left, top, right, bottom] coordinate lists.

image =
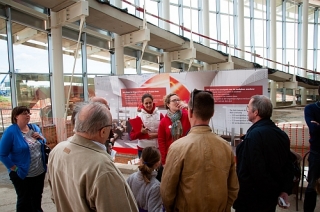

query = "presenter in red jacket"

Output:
[[158, 93, 191, 166], [130, 93, 164, 158]]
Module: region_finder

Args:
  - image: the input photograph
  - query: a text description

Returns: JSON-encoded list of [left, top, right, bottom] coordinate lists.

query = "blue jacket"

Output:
[[304, 102, 320, 153], [0, 123, 47, 179]]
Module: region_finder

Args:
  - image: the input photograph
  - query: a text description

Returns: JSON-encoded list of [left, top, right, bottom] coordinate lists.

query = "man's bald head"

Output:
[[74, 102, 112, 138], [90, 97, 109, 109]]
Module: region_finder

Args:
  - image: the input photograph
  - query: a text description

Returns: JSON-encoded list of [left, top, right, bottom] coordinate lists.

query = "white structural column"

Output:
[[113, 0, 124, 75], [269, 0, 277, 107], [163, 52, 171, 73], [50, 17, 66, 142], [202, 0, 210, 70], [113, 0, 122, 7], [238, 0, 244, 59], [300, 0, 309, 105], [162, 0, 171, 72], [163, 0, 170, 30], [114, 34, 124, 75]]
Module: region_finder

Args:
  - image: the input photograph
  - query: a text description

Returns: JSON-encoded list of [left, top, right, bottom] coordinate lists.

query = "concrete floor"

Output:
[[1, 162, 320, 212]]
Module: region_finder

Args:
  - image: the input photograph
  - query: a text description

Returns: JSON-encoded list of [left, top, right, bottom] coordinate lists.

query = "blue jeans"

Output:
[[304, 151, 320, 212], [10, 171, 46, 212]]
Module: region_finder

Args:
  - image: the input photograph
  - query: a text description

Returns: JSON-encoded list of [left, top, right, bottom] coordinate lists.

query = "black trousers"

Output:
[[304, 151, 320, 212], [10, 171, 46, 212]]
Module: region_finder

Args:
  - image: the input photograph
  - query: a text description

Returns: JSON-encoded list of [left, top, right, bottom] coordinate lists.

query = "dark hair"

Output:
[[138, 147, 160, 184], [11, 106, 30, 124], [250, 95, 273, 119], [164, 93, 178, 109], [188, 91, 214, 120], [141, 93, 153, 103]]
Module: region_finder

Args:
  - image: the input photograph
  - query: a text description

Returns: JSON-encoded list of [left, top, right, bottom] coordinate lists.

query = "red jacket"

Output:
[[129, 109, 164, 150], [158, 109, 191, 165]]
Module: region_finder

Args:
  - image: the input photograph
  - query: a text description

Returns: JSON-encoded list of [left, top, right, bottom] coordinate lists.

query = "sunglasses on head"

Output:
[[190, 89, 213, 111]]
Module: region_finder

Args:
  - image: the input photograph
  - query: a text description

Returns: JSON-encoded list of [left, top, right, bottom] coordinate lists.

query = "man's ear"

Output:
[[188, 108, 193, 119], [99, 128, 107, 138]]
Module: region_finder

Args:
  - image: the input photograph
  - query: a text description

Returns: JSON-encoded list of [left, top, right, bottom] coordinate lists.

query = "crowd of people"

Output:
[[0, 85, 319, 212]]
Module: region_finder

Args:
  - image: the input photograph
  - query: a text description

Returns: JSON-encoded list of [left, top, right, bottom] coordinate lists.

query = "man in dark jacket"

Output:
[[233, 95, 294, 212], [304, 85, 320, 212]]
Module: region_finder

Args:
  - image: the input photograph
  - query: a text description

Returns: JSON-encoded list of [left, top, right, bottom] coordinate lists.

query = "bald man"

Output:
[[90, 96, 110, 110], [48, 102, 138, 212], [69, 97, 114, 149]]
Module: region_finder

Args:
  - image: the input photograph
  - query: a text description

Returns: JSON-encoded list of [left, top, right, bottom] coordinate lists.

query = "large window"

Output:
[[0, 18, 11, 110], [11, 23, 51, 110], [87, 46, 111, 74], [169, 4, 179, 35]]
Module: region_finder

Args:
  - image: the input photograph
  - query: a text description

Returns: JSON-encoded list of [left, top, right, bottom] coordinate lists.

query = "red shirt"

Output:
[[158, 109, 191, 165]]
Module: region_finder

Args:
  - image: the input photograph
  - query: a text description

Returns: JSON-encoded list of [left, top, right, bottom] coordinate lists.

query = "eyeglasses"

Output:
[[170, 99, 181, 103], [21, 111, 32, 116], [190, 89, 213, 111], [99, 124, 112, 131]]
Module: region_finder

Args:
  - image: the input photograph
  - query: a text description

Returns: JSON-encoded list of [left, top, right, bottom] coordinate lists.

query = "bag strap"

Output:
[[27, 123, 33, 131], [27, 123, 45, 145]]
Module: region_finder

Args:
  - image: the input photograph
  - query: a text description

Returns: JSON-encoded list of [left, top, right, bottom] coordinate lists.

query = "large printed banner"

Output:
[[205, 86, 263, 104], [121, 88, 166, 107], [94, 69, 268, 134]]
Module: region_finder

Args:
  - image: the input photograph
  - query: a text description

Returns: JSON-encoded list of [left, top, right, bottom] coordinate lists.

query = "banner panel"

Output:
[[205, 86, 263, 104], [94, 69, 268, 136], [121, 88, 166, 107]]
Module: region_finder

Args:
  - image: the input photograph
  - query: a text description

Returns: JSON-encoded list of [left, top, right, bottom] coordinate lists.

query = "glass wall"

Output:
[[2, 0, 320, 127], [10, 22, 51, 124], [0, 18, 11, 110]]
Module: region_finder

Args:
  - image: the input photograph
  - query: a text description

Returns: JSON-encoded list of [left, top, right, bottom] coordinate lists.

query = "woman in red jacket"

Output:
[[130, 93, 164, 158], [158, 93, 191, 166]]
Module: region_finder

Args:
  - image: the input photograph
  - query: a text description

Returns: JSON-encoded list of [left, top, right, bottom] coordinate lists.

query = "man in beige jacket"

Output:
[[48, 102, 138, 212], [160, 89, 239, 212]]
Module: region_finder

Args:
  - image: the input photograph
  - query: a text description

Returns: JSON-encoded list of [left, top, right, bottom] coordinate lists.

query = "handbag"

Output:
[[28, 124, 51, 164], [44, 144, 51, 164]]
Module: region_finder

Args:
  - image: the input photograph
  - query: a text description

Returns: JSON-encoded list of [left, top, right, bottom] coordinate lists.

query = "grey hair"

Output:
[[250, 95, 273, 119], [71, 101, 88, 125], [74, 102, 110, 136]]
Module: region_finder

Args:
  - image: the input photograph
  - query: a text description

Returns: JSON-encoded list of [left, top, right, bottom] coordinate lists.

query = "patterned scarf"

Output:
[[167, 109, 183, 141]]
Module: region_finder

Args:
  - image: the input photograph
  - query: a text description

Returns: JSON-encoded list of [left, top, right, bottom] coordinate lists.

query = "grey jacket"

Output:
[[127, 170, 163, 212]]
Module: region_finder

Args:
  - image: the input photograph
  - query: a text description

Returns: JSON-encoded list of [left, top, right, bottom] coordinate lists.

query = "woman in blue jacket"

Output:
[[0, 106, 47, 212]]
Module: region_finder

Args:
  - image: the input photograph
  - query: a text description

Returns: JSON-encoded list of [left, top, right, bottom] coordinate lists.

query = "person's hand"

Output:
[[278, 192, 290, 209], [177, 101, 188, 110], [32, 132, 44, 140], [311, 120, 319, 125], [148, 132, 157, 139], [141, 124, 149, 134]]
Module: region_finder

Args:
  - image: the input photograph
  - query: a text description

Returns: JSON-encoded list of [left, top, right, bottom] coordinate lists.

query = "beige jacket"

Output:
[[160, 126, 239, 212], [48, 134, 138, 212]]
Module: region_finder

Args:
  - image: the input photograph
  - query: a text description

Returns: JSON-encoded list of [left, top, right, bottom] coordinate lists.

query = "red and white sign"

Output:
[[205, 86, 263, 104]]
